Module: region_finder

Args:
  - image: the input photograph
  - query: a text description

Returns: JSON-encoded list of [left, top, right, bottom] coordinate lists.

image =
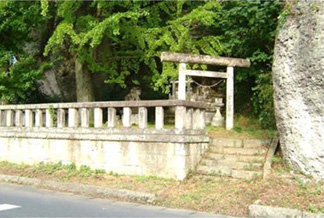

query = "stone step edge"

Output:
[[207, 151, 267, 157], [197, 164, 263, 173], [199, 160, 264, 169]]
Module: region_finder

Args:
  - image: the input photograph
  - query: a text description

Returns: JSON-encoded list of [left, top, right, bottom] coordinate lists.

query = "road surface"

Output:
[[0, 183, 226, 217]]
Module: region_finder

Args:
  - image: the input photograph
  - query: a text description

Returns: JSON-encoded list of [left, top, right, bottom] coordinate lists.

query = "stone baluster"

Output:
[[94, 108, 103, 128], [175, 106, 186, 130], [25, 109, 33, 127], [80, 108, 89, 128], [107, 108, 117, 128], [122, 107, 131, 128], [193, 108, 206, 130], [0, 110, 2, 126], [155, 107, 164, 130], [45, 109, 54, 127], [15, 110, 23, 127], [138, 107, 147, 129], [6, 110, 14, 127], [185, 108, 193, 129], [57, 109, 65, 128], [35, 109, 43, 127], [68, 108, 79, 128]]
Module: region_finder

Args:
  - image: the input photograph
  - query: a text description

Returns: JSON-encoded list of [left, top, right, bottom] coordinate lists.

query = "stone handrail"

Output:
[[0, 100, 208, 131]]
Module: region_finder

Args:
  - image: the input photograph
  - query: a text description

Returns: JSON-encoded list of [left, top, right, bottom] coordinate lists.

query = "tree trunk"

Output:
[[75, 58, 95, 102]]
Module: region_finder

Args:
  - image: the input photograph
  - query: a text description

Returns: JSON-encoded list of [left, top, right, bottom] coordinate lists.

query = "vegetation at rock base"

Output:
[[0, 0, 282, 128]]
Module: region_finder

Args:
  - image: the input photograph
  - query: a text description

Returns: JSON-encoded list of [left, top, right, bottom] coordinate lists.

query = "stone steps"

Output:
[[209, 146, 267, 156], [207, 153, 265, 163], [200, 159, 263, 170], [196, 137, 269, 180]]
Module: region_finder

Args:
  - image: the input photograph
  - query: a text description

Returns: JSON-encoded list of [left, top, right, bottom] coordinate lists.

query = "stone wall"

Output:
[[0, 128, 209, 180], [272, 1, 324, 179]]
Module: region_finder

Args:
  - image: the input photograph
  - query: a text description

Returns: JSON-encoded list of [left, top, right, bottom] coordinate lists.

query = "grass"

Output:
[[207, 115, 276, 140], [0, 159, 323, 217]]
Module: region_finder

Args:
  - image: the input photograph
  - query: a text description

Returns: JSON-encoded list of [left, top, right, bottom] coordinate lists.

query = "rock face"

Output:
[[272, 1, 324, 179]]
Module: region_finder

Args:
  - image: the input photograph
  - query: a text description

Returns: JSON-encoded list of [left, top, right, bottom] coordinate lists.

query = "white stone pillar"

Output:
[[45, 109, 54, 127], [57, 109, 65, 128], [107, 108, 117, 128], [138, 107, 147, 129], [94, 108, 103, 128], [68, 108, 79, 128], [155, 107, 164, 130], [25, 109, 33, 127], [123, 107, 132, 128], [199, 109, 206, 129], [80, 108, 89, 128], [35, 109, 43, 127], [0, 110, 3, 126], [175, 106, 186, 130], [178, 63, 186, 100], [226, 66, 234, 130], [15, 110, 23, 127], [193, 109, 200, 130], [6, 110, 14, 127], [185, 108, 193, 129]]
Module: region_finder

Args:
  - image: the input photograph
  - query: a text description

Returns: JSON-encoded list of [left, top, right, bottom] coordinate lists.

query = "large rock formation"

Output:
[[272, 1, 324, 179]]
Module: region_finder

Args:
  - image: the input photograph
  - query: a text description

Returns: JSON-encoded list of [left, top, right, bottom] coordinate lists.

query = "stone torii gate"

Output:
[[161, 52, 250, 130]]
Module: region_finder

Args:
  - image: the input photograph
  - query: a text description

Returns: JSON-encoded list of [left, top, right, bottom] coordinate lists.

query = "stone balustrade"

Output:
[[0, 100, 210, 180], [0, 100, 207, 131]]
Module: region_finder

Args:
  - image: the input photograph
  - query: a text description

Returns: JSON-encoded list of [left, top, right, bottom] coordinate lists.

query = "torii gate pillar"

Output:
[[226, 66, 234, 130]]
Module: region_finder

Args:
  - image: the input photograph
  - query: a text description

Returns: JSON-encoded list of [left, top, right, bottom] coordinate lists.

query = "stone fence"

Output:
[[0, 100, 210, 180], [0, 100, 207, 130]]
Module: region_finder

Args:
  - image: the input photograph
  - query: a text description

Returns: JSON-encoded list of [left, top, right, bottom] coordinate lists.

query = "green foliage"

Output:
[[1, 0, 283, 128], [0, 1, 46, 103]]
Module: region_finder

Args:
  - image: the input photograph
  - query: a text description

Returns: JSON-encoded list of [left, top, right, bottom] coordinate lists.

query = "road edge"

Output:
[[0, 174, 156, 204]]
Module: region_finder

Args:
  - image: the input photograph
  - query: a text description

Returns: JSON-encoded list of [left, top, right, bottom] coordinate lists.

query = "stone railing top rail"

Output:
[[0, 100, 209, 110], [161, 52, 250, 68]]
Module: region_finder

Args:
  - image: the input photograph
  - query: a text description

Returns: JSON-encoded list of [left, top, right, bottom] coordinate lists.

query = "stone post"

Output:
[[68, 108, 79, 128], [35, 109, 43, 127], [178, 63, 186, 100], [175, 106, 186, 130], [80, 108, 89, 128], [138, 107, 147, 129], [15, 110, 23, 127], [45, 109, 54, 127], [155, 107, 164, 130], [25, 109, 33, 127], [185, 108, 193, 129], [123, 107, 132, 128], [226, 66, 234, 130], [199, 109, 206, 129], [94, 108, 103, 128], [6, 110, 14, 127], [107, 108, 117, 128], [57, 109, 65, 128], [0, 110, 3, 126], [193, 109, 205, 130]]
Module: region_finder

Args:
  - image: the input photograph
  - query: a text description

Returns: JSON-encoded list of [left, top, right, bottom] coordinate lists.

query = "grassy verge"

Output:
[[0, 157, 322, 217], [208, 115, 276, 140]]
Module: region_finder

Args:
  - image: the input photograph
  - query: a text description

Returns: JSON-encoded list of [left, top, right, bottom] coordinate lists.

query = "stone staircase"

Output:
[[197, 137, 270, 179]]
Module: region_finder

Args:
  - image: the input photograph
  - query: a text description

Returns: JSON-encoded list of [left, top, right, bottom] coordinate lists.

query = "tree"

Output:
[[0, 1, 47, 103]]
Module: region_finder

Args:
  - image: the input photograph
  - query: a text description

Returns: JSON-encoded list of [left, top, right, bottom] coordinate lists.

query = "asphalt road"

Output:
[[0, 183, 226, 217]]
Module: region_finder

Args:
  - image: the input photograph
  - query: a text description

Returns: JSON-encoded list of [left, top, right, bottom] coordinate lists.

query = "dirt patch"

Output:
[[0, 161, 322, 217]]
